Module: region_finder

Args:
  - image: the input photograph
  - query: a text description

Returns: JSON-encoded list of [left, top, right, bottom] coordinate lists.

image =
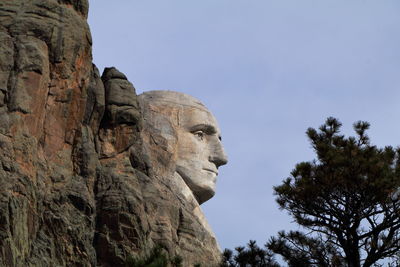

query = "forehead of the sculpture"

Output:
[[138, 90, 220, 128], [139, 90, 208, 111]]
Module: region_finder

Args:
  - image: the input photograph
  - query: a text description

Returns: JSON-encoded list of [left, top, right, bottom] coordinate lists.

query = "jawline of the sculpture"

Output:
[[175, 169, 216, 205]]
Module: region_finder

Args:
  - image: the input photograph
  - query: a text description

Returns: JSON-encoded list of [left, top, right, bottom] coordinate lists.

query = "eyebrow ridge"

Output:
[[189, 124, 217, 134]]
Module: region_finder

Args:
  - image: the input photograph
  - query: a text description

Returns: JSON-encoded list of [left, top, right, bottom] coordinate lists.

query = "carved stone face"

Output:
[[175, 104, 228, 204], [138, 91, 228, 204]]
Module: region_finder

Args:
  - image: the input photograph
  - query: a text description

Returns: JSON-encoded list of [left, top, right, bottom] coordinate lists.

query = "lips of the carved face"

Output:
[[176, 165, 217, 204], [203, 168, 218, 175]]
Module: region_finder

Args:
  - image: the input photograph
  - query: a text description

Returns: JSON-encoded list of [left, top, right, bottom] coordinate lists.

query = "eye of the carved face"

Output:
[[193, 130, 205, 141]]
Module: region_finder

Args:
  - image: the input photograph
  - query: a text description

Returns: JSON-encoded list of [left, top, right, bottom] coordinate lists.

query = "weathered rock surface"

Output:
[[0, 1, 221, 266]]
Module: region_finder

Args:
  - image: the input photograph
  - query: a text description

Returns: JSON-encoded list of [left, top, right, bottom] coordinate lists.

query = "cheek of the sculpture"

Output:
[[176, 135, 212, 183]]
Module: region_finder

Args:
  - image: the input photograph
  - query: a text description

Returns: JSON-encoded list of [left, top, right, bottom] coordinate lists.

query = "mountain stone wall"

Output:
[[0, 1, 221, 266]]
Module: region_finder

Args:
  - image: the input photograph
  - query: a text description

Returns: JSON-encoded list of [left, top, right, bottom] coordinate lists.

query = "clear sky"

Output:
[[88, 0, 400, 251]]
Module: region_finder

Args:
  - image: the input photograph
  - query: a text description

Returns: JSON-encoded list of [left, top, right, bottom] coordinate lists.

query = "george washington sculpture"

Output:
[[138, 90, 228, 205]]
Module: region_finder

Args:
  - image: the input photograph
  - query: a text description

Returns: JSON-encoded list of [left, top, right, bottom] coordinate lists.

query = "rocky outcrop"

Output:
[[0, 1, 221, 266]]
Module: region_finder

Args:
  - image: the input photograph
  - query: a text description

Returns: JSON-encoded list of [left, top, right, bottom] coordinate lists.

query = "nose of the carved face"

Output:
[[209, 142, 228, 168]]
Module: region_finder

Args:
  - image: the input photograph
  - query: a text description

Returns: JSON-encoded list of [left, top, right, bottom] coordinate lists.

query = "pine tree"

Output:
[[267, 117, 400, 266], [220, 240, 279, 267]]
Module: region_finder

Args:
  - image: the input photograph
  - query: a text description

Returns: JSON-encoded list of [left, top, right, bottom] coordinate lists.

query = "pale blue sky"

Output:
[[88, 0, 400, 251]]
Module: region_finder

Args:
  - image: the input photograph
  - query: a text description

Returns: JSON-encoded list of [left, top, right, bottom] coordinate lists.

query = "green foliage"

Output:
[[125, 245, 182, 267], [268, 118, 400, 267], [220, 240, 280, 267]]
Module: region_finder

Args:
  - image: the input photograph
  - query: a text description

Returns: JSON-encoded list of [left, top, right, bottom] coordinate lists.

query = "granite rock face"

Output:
[[0, 1, 221, 266]]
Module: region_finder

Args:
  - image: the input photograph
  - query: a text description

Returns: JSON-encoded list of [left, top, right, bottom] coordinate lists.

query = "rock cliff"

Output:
[[0, 1, 221, 266]]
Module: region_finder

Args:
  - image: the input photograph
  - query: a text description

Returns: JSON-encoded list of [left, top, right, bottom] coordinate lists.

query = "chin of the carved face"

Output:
[[196, 189, 215, 205], [187, 182, 216, 205], [176, 167, 216, 204]]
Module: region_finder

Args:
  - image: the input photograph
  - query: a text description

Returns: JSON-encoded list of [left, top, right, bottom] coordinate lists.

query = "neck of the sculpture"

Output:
[[172, 171, 220, 249]]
